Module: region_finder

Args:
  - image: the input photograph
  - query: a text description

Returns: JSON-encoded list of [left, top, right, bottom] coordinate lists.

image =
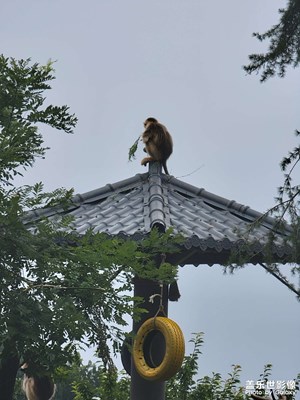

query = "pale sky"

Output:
[[2, 0, 299, 392]]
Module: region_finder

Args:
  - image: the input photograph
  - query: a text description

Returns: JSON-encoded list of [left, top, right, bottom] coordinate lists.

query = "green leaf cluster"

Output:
[[242, 1, 300, 301], [30, 334, 299, 400], [0, 55, 186, 398], [128, 136, 140, 161], [244, 0, 300, 81], [0, 55, 77, 185], [274, 130, 300, 224]]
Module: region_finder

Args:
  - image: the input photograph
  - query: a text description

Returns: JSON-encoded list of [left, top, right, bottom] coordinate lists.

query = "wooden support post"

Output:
[[130, 277, 169, 400]]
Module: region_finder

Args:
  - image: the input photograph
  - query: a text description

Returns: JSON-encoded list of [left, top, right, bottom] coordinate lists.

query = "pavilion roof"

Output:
[[24, 162, 292, 266]]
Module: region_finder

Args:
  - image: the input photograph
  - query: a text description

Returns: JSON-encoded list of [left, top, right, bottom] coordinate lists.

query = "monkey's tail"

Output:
[[162, 161, 169, 175]]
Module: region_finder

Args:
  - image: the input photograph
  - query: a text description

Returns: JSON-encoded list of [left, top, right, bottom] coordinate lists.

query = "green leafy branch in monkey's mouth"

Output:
[[128, 136, 141, 161]]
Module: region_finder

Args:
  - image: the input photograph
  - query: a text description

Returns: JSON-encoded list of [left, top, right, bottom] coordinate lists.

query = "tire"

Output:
[[133, 316, 185, 381]]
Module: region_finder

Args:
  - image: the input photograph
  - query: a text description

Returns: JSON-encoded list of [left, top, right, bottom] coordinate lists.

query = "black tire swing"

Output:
[[132, 316, 185, 381]]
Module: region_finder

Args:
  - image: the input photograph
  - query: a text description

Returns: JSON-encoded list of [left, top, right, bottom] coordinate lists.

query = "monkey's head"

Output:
[[144, 117, 158, 129]]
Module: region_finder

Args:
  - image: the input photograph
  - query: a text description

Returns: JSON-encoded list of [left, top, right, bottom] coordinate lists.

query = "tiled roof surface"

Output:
[[24, 162, 291, 265]]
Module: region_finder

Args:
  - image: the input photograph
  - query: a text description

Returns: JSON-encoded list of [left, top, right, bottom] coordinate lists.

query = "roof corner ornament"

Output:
[[140, 117, 173, 175]]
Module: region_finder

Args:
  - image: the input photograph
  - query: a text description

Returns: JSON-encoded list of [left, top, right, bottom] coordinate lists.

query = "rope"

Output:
[[149, 282, 167, 330], [148, 253, 168, 327]]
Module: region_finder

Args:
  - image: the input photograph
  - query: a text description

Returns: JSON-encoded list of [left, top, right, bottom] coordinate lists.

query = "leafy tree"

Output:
[[45, 334, 299, 400], [244, 1, 300, 222], [240, 1, 300, 300], [0, 54, 77, 399], [243, 1, 300, 228], [0, 55, 180, 400], [244, 0, 300, 82], [166, 334, 248, 400], [42, 361, 130, 400]]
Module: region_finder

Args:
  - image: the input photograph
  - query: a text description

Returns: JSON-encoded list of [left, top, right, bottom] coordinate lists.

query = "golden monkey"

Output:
[[141, 117, 173, 175], [21, 364, 56, 400]]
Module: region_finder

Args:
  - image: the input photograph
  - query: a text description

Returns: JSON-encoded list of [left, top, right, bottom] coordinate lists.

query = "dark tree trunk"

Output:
[[0, 355, 20, 400]]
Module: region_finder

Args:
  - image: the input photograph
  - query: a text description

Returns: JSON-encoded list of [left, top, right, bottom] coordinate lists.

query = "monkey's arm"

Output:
[[141, 156, 154, 166]]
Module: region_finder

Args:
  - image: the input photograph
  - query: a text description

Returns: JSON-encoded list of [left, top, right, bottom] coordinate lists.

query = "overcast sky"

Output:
[[2, 0, 300, 393]]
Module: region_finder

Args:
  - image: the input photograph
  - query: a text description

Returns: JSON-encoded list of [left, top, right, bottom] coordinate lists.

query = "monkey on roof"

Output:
[[141, 117, 173, 175]]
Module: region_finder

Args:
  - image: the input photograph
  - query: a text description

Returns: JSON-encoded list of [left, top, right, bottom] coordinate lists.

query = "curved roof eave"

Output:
[[23, 162, 292, 265]]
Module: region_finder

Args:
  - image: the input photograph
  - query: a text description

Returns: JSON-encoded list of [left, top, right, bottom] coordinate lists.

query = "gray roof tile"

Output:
[[24, 162, 292, 265]]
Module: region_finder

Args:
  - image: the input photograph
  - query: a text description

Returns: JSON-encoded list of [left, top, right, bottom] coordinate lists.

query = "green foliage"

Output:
[[244, 0, 300, 81], [97, 367, 130, 400], [273, 130, 300, 223], [53, 361, 130, 400], [166, 333, 247, 400], [166, 333, 203, 400], [0, 55, 77, 184], [134, 227, 183, 283], [128, 136, 140, 161], [54, 361, 101, 400], [224, 130, 300, 301], [1, 213, 183, 373], [72, 380, 96, 400], [45, 334, 299, 400], [12, 372, 23, 400], [0, 56, 81, 385], [0, 55, 185, 398], [169, 334, 300, 400], [243, 1, 300, 301]]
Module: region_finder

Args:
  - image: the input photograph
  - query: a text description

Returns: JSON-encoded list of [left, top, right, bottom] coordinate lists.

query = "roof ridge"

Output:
[[72, 172, 147, 204], [23, 172, 148, 223], [147, 162, 166, 231], [162, 175, 288, 231]]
